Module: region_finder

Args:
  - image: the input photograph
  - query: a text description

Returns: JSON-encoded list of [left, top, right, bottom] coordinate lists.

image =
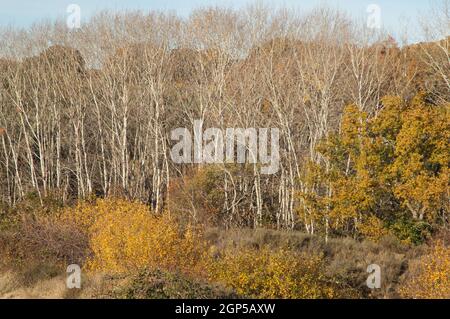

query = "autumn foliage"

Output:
[[62, 198, 206, 275], [0, 3, 448, 299], [207, 247, 357, 299], [299, 93, 449, 243], [400, 241, 450, 299]]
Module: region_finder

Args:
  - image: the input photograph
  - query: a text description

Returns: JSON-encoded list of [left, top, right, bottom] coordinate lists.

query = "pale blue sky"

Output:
[[0, 0, 436, 41]]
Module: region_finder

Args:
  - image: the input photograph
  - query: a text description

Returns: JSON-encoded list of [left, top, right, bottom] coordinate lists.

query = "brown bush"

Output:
[[168, 167, 226, 226], [7, 214, 90, 267]]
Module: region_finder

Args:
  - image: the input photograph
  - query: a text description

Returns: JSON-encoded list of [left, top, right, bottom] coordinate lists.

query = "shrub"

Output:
[[107, 268, 238, 299], [205, 227, 413, 298], [63, 198, 206, 275], [0, 213, 90, 270], [207, 246, 356, 299], [16, 214, 90, 265], [359, 215, 390, 242], [399, 241, 450, 298], [0, 192, 65, 233], [324, 236, 408, 299], [13, 192, 65, 217], [168, 167, 226, 226], [388, 218, 432, 245]]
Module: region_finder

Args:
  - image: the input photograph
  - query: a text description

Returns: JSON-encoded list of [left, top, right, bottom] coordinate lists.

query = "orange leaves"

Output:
[[0, 127, 5, 136]]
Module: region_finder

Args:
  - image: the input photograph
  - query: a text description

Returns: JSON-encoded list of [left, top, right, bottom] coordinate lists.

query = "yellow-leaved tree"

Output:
[[390, 94, 449, 221], [298, 93, 449, 243]]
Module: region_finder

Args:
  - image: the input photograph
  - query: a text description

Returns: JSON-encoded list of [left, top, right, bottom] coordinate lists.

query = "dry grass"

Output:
[[0, 200, 440, 299], [204, 227, 427, 298]]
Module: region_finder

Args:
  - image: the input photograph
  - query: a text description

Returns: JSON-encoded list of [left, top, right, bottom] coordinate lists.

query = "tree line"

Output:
[[0, 4, 448, 240]]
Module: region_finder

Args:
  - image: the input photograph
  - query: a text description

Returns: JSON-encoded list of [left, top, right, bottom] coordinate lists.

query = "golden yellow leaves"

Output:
[[400, 241, 450, 299], [299, 93, 449, 241], [62, 198, 206, 275], [341, 104, 367, 151], [358, 215, 389, 242], [207, 247, 351, 299], [392, 95, 449, 221], [57, 198, 358, 299]]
